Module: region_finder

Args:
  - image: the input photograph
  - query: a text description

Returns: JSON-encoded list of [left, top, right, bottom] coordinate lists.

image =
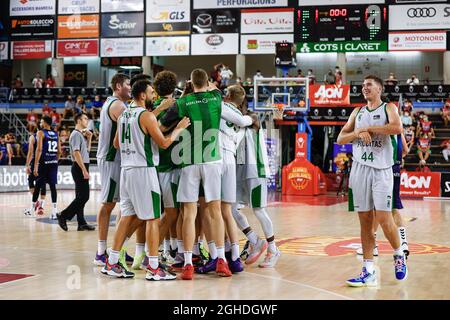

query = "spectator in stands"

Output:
[[441, 139, 450, 162], [91, 95, 102, 119], [243, 77, 253, 86], [32, 72, 43, 88], [415, 161, 431, 172], [75, 95, 85, 114], [59, 126, 71, 158], [42, 102, 52, 116], [254, 69, 263, 79], [235, 77, 242, 86], [402, 99, 414, 113], [297, 69, 304, 77], [385, 72, 398, 86], [51, 108, 61, 131], [45, 75, 55, 88], [0, 136, 7, 165], [324, 69, 336, 84], [87, 113, 99, 141], [220, 65, 233, 87], [210, 63, 223, 87], [335, 71, 343, 85], [417, 114, 435, 139], [5, 132, 21, 165], [401, 111, 413, 127], [441, 99, 450, 126], [406, 73, 419, 86], [26, 109, 38, 133], [63, 95, 75, 119], [404, 125, 415, 154], [12, 75, 23, 89], [417, 133, 432, 164], [307, 69, 316, 85]]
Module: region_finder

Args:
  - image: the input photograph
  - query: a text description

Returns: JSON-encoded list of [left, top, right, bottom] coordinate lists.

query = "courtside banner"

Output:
[[389, 4, 450, 31], [440, 173, 450, 198], [240, 8, 293, 34], [58, 0, 99, 14], [57, 39, 98, 57], [193, 0, 287, 9], [400, 171, 441, 198], [146, 36, 190, 56], [299, 0, 384, 5], [0, 166, 101, 192], [191, 33, 239, 55], [11, 40, 53, 59], [389, 31, 447, 51], [101, 12, 144, 37], [240, 34, 293, 54], [101, 0, 144, 13], [309, 84, 350, 107], [10, 16, 55, 39], [146, 0, 190, 36], [0, 42, 8, 60], [101, 37, 144, 57], [58, 14, 99, 39], [10, 0, 56, 16], [192, 9, 240, 34]]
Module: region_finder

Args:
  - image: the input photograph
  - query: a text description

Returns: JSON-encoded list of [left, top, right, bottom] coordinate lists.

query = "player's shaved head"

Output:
[[190, 69, 208, 89]]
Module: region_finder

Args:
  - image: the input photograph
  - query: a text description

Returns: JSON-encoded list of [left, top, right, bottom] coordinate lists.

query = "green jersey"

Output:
[[155, 97, 178, 172]]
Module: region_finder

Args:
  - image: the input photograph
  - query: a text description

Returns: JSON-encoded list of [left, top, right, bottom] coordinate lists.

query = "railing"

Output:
[[0, 111, 29, 142]]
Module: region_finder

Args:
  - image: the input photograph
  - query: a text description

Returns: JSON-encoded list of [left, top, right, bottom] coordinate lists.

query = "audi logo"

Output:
[[407, 7, 436, 18]]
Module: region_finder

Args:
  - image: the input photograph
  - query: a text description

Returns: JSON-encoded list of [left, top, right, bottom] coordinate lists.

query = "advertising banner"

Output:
[[58, 14, 99, 39], [101, 57, 142, 67], [191, 33, 238, 55], [389, 31, 447, 51], [309, 85, 351, 107], [10, 0, 56, 16], [240, 34, 293, 54], [101, 0, 144, 13], [11, 40, 53, 59], [297, 41, 388, 53], [400, 171, 441, 198], [192, 9, 239, 34], [101, 12, 144, 37], [440, 173, 450, 198], [389, 4, 450, 31], [332, 143, 352, 173], [100, 37, 143, 57], [299, 0, 384, 5], [0, 42, 8, 60], [146, 0, 190, 36], [46, 63, 88, 86], [295, 133, 308, 159], [240, 8, 293, 34], [146, 36, 190, 56], [10, 16, 55, 39], [193, 0, 287, 9], [58, 0, 99, 14], [57, 39, 98, 57]]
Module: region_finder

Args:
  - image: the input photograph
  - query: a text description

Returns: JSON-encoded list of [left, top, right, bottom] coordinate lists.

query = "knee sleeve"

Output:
[[253, 208, 274, 239], [231, 203, 250, 231]]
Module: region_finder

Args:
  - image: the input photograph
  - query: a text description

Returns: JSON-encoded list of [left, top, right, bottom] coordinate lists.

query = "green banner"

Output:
[[296, 41, 388, 53]]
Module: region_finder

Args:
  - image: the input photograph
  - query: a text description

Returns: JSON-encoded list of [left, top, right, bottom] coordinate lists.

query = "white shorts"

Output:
[[120, 167, 161, 220], [237, 176, 268, 209], [98, 158, 120, 203], [221, 151, 237, 203], [349, 161, 394, 212], [177, 162, 222, 203], [158, 169, 180, 209]]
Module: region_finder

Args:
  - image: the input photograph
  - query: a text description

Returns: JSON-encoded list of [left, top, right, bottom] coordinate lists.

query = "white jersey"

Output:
[[118, 105, 159, 168], [353, 103, 395, 169], [97, 96, 122, 162], [219, 101, 252, 157], [237, 127, 271, 179]]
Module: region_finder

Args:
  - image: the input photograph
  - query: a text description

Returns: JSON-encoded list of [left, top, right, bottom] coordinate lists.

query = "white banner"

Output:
[[58, 0, 99, 14], [146, 0, 190, 23], [389, 31, 447, 51], [241, 9, 293, 34], [101, 37, 144, 57], [146, 36, 190, 56], [240, 34, 293, 54], [194, 0, 287, 9], [101, 0, 144, 12], [0, 42, 8, 60], [191, 33, 239, 55], [10, 0, 56, 16], [299, 0, 384, 5], [389, 4, 450, 30]]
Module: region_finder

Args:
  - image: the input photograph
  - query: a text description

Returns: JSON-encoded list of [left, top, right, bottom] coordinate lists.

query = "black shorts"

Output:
[[36, 163, 58, 186]]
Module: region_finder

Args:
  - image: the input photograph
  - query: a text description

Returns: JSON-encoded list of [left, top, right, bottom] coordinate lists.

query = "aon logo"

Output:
[[314, 86, 343, 99], [400, 173, 431, 189]]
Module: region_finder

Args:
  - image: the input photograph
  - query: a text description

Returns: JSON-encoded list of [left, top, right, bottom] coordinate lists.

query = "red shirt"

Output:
[[45, 79, 55, 88], [51, 112, 60, 124], [42, 105, 52, 115], [27, 113, 37, 123], [418, 138, 430, 151], [421, 121, 432, 133]]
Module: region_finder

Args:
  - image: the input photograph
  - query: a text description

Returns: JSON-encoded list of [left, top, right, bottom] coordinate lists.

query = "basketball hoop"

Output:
[[272, 103, 284, 120]]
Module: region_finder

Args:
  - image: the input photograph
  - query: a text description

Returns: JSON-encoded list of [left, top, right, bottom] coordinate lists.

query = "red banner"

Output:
[[295, 133, 308, 159], [309, 84, 350, 107], [57, 39, 98, 57], [400, 171, 441, 198], [12, 40, 53, 59]]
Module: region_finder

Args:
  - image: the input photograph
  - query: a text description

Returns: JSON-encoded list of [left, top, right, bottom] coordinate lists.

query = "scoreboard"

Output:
[[295, 5, 388, 43]]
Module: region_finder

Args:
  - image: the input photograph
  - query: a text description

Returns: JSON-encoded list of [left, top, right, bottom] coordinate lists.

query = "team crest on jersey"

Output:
[[373, 115, 381, 120], [48, 131, 56, 136]]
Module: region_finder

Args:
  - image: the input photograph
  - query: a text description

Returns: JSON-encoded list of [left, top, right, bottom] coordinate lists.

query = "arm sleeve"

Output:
[[221, 102, 253, 127], [159, 105, 180, 127], [70, 133, 82, 151]]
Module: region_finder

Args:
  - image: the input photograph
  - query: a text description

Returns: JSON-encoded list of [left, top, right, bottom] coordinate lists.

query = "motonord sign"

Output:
[[297, 41, 388, 53]]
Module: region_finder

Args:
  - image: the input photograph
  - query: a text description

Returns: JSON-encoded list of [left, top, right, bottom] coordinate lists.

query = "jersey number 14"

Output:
[[122, 123, 131, 144]]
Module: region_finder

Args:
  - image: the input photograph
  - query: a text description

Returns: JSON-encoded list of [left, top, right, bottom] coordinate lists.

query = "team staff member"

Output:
[[57, 113, 95, 231]]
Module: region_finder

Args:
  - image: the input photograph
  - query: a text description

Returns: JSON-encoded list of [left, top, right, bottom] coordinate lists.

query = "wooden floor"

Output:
[[1, 190, 449, 300]]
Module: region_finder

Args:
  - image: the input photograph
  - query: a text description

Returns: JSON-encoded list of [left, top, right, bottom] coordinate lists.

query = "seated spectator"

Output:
[[404, 125, 415, 153], [51, 108, 61, 131], [441, 139, 450, 162], [385, 72, 398, 86], [441, 99, 450, 126], [220, 65, 233, 87], [12, 75, 23, 89], [324, 69, 335, 85], [297, 69, 304, 77], [91, 95, 103, 119], [243, 78, 253, 86], [415, 161, 431, 172], [335, 71, 343, 85], [417, 114, 435, 139], [32, 72, 43, 88], [402, 99, 414, 114], [235, 77, 242, 86], [59, 126, 70, 143], [307, 69, 316, 85], [417, 133, 432, 164], [26, 109, 38, 133], [406, 73, 419, 86], [254, 70, 263, 79], [42, 102, 52, 116], [0, 136, 7, 165], [75, 95, 85, 114], [5, 132, 21, 165], [45, 75, 55, 88], [63, 95, 75, 119], [401, 111, 413, 127]]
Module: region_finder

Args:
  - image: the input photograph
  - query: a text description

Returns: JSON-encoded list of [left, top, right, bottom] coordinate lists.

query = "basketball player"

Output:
[[337, 75, 407, 287], [101, 79, 190, 279], [24, 130, 46, 216], [32, 116, 60, 220], [159, 69, 231, 280]]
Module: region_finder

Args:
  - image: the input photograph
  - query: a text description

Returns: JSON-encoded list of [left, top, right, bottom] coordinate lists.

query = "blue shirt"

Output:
[[40, 129, 58, 165]]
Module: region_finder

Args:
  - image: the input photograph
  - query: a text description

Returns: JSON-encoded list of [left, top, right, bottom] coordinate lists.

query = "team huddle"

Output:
[[92, 69, 280, 281]]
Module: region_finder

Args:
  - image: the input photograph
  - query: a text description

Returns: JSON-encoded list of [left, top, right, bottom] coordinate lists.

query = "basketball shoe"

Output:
[[346, 268, 377, 287], [216, 258, 232, 277], [196, 258, 217, 274], [131, 251, 146, 270], [101, 258, 135, 278], [258, 249, 281, 268], [240, 240, 250, 261], [146, 264, 177, 281], [228, 258, 244, 273], [245, 239, 268, 265], [93, 251, 108, 266], [394, 254, 408, 281], [181, 264, 194, 280]]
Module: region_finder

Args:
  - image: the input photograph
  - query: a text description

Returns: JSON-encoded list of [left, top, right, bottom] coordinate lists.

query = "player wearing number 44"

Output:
[[337, 75, 407, 287]]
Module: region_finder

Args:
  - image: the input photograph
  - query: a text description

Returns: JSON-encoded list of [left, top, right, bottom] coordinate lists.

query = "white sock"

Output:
[[184, 251, 193, 266], [217, 246, 225, 260], [149, 256, 158, 270], [225, 240, 231, 252], [98, 240, 107, 255], [170, 238, 177, 250], [40, 200, 46, 208], [363, 259, 375, 274], [231, 243, 240, 261], [135, 243, 144, 257], [394, 247, 404, 256], [30, 202, 35, 212], [109, 250, 119, 265], [52, 203, 57, 214], [163, 239, 170, 254], [177, 240, 185, 253], [192, 241, 200, 256], [208, 241, 218, 259], [398, 227, 407, 244], [144, 242, 149, 256], [268, 239, 277, 253], [246, 230, 258, 245]]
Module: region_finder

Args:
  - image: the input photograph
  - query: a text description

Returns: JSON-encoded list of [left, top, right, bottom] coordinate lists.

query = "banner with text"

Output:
[[309, 85, 351, 107], [101, 12, 144, 37], [58, 0, 99, 14], [101, 37, 144, 57], [193, 0, 287, 9], [57, 39, 99, 57], [299, 0, 384, 5], [58, 14, 99, 39], [101, 0, 144, 13], [297, 41, 388, 53], [389, 4, 450, 31], [10, 0, 56, 16], [11, 40, 53, 59], [146, 36, 190, 56], [240, 8, 293, 34], [146, 0, 190, 36], [192, 9, 240, 34], [389, 31, 447, 51], [10, 16, 55, 40], [400, 171, 441, 198], [191, 33, 239, 55], [240, 33, 293, 54]]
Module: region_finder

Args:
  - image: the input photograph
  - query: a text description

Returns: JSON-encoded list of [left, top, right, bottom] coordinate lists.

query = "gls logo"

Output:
[[152, 11, 186, 21]]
